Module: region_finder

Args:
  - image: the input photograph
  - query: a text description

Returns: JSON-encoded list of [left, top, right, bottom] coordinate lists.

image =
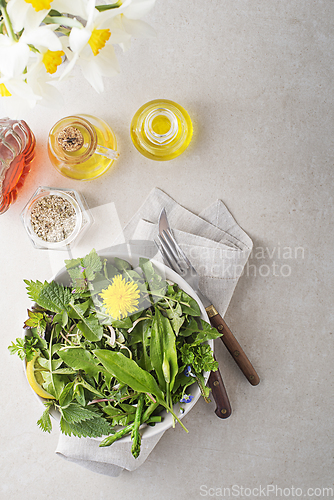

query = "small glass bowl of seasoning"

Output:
[[21, 186, 92, 250]]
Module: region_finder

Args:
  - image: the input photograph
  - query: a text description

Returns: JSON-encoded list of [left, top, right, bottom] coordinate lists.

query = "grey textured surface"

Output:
[[0, 1, 333, 498]]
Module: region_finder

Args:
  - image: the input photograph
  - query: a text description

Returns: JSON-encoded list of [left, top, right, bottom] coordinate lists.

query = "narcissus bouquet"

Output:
[[0, 0, 156, 115]]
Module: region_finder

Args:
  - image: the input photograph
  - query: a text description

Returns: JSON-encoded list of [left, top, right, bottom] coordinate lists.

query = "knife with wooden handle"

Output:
[[206, 305, 260, 386], [207, 359, 232, 418]]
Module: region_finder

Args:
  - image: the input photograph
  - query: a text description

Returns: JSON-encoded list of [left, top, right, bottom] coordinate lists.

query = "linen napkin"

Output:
[[56, 187, 253, 476]]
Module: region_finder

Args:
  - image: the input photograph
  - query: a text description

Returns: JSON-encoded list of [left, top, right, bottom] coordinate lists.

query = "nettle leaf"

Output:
[[60, 403, 97, 424], [24, 279, 48, 303], [65, 256, 82, 271], [66, 267, 87, 290], [37, 404, 53, 433], [37, 281, 72, 313], [60, 414, 111, 438], [82, 249, 103, 281]]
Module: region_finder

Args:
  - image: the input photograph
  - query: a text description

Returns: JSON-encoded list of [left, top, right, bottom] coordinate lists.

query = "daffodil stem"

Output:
[[96, 2, 122, 12], [0, 1, 17, 42], [43, 15, 83, 29]]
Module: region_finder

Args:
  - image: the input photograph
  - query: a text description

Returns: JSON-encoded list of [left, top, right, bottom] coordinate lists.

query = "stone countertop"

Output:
[[1, 1, 333, 499]]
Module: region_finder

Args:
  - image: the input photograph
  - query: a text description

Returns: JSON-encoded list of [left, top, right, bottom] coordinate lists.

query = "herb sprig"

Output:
[[9, 249, 222, 458]]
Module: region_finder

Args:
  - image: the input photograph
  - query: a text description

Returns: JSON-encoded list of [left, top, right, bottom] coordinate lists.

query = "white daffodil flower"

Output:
[[25, 61, 64, 108], [0, 73, 40, 117], [59, 0, 125, 93], [98, 0, 156, 52], [0, 24, 62, 79], [97, 0, 156, 20], [120, 0, 157, 20], [7, 0, 87, 32]]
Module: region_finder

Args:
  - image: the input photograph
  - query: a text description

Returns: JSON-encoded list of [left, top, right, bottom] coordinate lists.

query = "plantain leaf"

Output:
[[94, 350, 164, 401]]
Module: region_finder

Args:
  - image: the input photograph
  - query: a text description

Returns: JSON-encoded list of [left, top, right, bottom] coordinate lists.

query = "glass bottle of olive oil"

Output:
[[48, 114, 118, 181], [130, 99, 193, 161]]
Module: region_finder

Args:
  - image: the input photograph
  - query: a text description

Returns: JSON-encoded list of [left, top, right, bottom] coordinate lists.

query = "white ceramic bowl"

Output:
[[25, 251, 212, 442]]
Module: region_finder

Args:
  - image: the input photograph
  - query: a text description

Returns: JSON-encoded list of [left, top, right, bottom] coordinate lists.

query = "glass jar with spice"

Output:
[[21, 186, 92, 250]]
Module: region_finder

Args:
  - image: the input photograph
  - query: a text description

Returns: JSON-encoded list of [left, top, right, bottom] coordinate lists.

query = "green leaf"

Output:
[[151, 308, 178, 390], [37, 281, 72, 313], [58, 348, 103, 381], [195, 319, 223, 342], [179, 316, 200, 337], [37, 404, 53, 433], [94, 350, 165, 401], [113, 257, 132, 271], [59, 381, 74, 406], [150, 309, 165, 390], [111, 317, 132, 329], [70, 302, 103, 341], [165, 300, 184, 335], [24, 279, 48, 303], [60, 414, 111, 438], [8, 336, 39, 361], [128, 319, 152, 372], [24, 309, 47, 334], [74, 383, 86, 406], [60, 403, 96, 424], [82, 248, 102, 280], [179, 291, 201, 316]]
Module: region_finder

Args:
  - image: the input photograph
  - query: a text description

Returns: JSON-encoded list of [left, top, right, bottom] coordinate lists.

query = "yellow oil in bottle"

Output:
[[130, 99, 193, 161], [48, 114, 118, 181]]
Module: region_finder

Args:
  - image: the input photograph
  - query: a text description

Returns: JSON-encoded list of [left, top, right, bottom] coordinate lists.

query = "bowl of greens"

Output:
[[9, 248, 222, 458]]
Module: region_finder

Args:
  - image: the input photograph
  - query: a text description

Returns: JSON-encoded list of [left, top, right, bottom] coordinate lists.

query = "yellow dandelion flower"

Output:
[[100, 275, 140, 320]]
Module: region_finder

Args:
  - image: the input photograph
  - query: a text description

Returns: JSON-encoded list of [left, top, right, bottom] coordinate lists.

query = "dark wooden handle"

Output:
[[207, 365, 232, 419], [210, 313, 260, 386]]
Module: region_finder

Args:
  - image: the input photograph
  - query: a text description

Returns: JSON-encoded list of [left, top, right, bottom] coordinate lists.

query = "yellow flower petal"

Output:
[[0, 83, 11, 97], [88, 28, 111, 56], [42, 50, 64, 74], [100, 274, 140, 320], [25, 0, 52, 11]]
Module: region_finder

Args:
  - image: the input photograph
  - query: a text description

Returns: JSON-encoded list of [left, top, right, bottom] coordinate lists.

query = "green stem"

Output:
[[0, 1, 17, 42], [96, 2, 122, 12], [158, 399, 188, 433], [48, 328, 56, 396], [142, 401, 160, 421], [43, 15, 83, 29]]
